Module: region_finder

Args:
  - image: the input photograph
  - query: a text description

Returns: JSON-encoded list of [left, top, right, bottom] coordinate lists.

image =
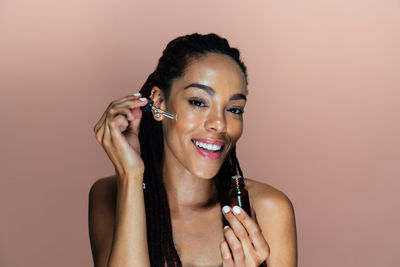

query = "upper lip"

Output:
[[191, 138, 226, 146]]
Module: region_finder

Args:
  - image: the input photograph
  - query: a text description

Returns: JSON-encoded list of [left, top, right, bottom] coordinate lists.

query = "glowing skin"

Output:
[[151, 53, 247, 212]]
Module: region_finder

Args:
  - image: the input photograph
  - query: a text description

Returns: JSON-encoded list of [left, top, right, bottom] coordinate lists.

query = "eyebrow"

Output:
[[183, 83, 247, 101]]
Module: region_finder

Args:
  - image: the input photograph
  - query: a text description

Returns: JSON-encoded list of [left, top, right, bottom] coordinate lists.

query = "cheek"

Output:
[[177, 111, 200, 131], [165, 109, 204, 136], [227, 119, 244, 141]]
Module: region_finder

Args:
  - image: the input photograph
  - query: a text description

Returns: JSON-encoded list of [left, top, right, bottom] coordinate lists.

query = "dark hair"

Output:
[[138, 33, 247, 266]]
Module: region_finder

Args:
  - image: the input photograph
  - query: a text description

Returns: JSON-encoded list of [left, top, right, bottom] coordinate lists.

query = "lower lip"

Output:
[[192, 141, 223, 160]]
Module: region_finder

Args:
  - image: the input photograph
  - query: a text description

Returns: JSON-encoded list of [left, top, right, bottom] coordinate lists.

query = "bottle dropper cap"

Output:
[[140, 99, 178, 120]]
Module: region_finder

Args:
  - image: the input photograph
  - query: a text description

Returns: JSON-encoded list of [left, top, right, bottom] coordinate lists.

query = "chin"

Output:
[[191, 166, 220, 179], [189, 154, 229, 179]]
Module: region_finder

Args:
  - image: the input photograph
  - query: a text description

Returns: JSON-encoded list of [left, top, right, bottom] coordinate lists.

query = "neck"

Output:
[[161, 153, 219, 216]]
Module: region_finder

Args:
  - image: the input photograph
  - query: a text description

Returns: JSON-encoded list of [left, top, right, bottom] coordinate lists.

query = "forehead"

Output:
[[172, 53, 247, 94]]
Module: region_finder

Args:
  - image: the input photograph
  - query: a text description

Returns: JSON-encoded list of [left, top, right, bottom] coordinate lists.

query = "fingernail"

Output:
[[222, 206, 231, 213], [232, 206, 241, 214], [133, 92, 141, 96], [224, 225, 230, 229], [139, 97, 147, 102]]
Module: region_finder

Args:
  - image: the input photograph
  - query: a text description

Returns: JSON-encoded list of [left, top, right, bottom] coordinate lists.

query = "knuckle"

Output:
[[248, 258, 257, 266], [231, 244, 241, 253], [222, 252, 231, 260], [131, 98, 143, 105], [110, 115, 124, 125], [109, 108, 117, 115], [236, 230, 247, 240], [260, 247, 270, 259], [249, 228, 260, 236], [109, 120, 118, 128], [128, 102, 137, 109]]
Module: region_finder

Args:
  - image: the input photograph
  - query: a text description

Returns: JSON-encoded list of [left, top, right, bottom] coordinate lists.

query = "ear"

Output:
[[150, 86, 166, 121]]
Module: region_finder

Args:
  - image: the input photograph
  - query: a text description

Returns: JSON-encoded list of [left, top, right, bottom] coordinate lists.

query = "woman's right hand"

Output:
[[93, 93, 149, 180]]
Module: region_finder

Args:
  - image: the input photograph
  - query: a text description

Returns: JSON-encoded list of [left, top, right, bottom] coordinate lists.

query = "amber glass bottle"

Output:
[[229, 174, 251, 216]]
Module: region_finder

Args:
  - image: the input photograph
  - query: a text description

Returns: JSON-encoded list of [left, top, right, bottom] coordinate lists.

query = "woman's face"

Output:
[[156, 53, 248, 179]]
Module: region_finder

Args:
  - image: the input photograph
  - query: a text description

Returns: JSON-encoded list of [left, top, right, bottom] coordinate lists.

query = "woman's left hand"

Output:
[[220, 205, 270, 266]]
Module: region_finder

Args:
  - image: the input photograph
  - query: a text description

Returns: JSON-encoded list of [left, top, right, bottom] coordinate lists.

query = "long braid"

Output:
[[137, 33, 248, 266]]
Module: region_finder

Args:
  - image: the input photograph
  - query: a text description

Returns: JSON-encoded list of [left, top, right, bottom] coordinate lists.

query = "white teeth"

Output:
[[194, 140, 222, 151]]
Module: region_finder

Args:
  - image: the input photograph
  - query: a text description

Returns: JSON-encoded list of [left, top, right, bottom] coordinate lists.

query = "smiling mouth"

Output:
[[191, 139, 226, 160], [191, 139, 225, 152]]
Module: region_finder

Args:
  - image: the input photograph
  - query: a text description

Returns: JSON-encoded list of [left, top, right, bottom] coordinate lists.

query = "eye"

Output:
[[228, 107, 244, 115], [188, 98, 206, 107]]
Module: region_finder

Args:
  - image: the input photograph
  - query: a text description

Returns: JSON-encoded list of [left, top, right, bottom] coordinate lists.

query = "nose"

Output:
[[204, 110, 227, 134]]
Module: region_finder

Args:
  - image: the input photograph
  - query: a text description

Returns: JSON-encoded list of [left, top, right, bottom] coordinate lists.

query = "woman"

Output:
[[89, 33, 297, 267]]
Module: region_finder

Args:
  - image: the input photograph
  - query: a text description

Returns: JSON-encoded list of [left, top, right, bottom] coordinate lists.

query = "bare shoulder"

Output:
[[244, 177, 294, 213], [88, 175, 118, 228], [244, 177, 298, 266], [89, 175, 118, 200], [88, 175, 118, 218], [88, 175, 118, 267]]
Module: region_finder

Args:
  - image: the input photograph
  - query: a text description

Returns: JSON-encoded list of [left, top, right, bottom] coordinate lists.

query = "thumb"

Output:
[[110, 122, 128, 150]]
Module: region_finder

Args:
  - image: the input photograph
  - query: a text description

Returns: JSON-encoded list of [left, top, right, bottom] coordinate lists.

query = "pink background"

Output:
[[1, 1, 399, 266]]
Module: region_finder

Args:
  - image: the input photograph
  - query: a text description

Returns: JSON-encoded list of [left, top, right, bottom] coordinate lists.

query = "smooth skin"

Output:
[[89, 53, 297, 266], [92, 93, 151, 266]]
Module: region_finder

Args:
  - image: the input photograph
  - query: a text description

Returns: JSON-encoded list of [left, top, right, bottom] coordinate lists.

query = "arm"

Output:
[[88, 176, 150, 267], [90, 93, 151, 266]]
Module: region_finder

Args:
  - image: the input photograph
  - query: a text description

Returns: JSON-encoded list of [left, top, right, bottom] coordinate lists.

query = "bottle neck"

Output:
[[231, 176, 245, 189]]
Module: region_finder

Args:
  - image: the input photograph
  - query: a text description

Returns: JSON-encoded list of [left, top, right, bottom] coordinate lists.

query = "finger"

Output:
[[109, 114, 129, 150], [112, 98, 148, 115], [101, 115, 122, 171], [128, 104, 145, 135], [96, 97, 147, 146], [109, 93, 143, 107], [222, 206, 254, 257], [94, 94, 140, 133], [223, 225, 245, 264], [250, 198, 256, 219], [107, 114, 130, 173], [107, 107, 134, 122], [94, 109, 107, 142], [220, 240, 234, 266], [107, 98, 148, 134], [116, 114, 130, 132], [95, 121, 105, 144], [231, 206, 269, 257], [111, 99, 147, 131], [231, 205, 261, 234], [111, 95, 147, 108]]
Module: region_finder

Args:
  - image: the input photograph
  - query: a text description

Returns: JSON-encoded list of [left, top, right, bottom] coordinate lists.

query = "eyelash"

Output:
[[229, 107, 244, 115], [188, 98, 244, 115], [189, 99, 206, 107]]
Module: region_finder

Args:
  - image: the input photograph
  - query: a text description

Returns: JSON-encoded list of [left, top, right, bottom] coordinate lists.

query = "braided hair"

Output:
[[138, 33, 248, 266]]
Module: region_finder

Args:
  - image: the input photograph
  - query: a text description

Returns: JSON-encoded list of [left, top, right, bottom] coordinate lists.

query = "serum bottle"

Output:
[[229, 174, 251, 216]]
